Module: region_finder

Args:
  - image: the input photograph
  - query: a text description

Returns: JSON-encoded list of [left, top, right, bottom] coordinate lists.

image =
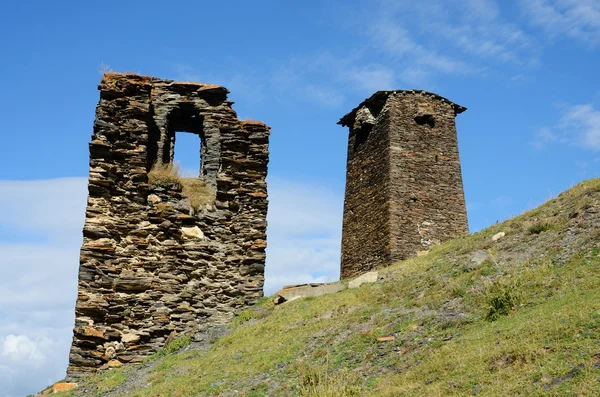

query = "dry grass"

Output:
[[147, 162, 215, 211], [148, 162, 182, 188], [181, 178, 216, 211], [242, 119, 266, 125], [296, 356, 362, 397], [101, 71, 152, 89]]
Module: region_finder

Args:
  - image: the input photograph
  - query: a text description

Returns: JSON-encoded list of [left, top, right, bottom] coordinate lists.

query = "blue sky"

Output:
[[0, 0, 599, 395]]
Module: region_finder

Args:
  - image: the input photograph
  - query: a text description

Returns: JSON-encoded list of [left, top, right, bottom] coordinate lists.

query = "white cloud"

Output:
[[264, 177, 343, 294], [340, 63, 396, 92], [271, 52, 397, 106], [362, 0, 537, 83], [0, 176, 343, 395], [0, 178, 87, 397], [173, 0, 539, 110], [561, 104, 600, 149], [534, 104, 600, 150], [173, 1, 543, 113], [0, 178, 87, 241], [2, 334, 48, 364], [0, 334, 63, 397], [303, 84, 346, 109], [520, 0, 600, 46], [369, 22, 472, 76]]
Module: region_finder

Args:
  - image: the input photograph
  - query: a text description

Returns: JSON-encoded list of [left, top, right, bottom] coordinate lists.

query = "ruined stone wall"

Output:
[[339, 90, 468, 278], [68, 74, 269, 377]]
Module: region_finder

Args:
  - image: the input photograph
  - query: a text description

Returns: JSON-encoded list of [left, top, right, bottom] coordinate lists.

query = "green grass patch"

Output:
[[485, 290, 515, 321], [528, 221, 554, 235], [147, 334, 192, 361], [58, 178, 600, 397]]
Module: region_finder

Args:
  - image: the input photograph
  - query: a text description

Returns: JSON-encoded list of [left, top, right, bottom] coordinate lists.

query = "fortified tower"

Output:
[[338, 90, 468, 279], [68, 73, 269, 377]]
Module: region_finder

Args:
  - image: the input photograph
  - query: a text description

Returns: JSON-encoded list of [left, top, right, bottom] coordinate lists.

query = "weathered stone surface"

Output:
[[464, 250, 494, 271], [470, 250, 494, 266], [492, 231, 506, 241], [181, 226, 204, 240], [147, 194, 161, 204], [274, 283, 346, 304], [348, 271, 379, 289], [121, 333, 140, 344], [67, 73, 270, 378], [40, 382, 77, 395], [339, 90, 468, 278]]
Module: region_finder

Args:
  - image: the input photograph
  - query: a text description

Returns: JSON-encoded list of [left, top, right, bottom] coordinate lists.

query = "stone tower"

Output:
[[338, 90, 468, 279], [68, 73, 269, 377]]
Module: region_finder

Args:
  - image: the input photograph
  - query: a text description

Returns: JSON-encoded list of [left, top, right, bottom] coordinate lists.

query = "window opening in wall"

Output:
[[353, 126, 372, 152], [415, 114, 435, 127], [173, 131, 201, 177]]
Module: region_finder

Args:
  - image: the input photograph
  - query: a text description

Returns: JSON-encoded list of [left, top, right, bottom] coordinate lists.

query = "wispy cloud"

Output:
[[369, 22, 473, 77], [520, 0, 600, 47], [174, 55, 389, 110], [173, 1, 541, 109], [362, 0, 537, 83], [271, 52, 396, 106], [533, 104, 600, 150]]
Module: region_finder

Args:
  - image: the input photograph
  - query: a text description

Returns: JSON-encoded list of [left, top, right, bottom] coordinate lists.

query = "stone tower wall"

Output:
[[340, 106, 392, 276], [68, 74, 269, 377], [339, 90, 468, 278]]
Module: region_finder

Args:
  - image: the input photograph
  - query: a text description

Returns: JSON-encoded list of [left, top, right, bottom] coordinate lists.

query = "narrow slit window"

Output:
[[173, 132, 201, 178]]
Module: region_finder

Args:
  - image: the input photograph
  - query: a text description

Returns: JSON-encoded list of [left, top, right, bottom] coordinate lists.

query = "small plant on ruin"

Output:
[[149, 335, 192, 360], [99, 62, 113, 75], [148, 161, 216, 211], [232, 308, 255, 327], [148, 161, 183, 189], [181, 177, 216, 212]]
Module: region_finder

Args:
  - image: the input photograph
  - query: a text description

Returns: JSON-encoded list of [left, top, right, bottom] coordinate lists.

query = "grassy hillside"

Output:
[[56, 178, 600, 396]]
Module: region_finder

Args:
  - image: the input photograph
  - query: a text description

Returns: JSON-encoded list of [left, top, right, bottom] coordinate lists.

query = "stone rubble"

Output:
[[348, 271, 379, 289], [273, 283, 346, 304], [273, 271, 381, 304], [492, 231, 506, 241]]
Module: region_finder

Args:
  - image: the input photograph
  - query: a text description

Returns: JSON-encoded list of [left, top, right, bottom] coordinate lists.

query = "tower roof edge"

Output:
[[338, 90, 466, 127]]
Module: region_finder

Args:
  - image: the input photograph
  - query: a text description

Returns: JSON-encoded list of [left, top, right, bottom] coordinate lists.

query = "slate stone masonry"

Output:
[[67, 73, 269, 377], [339, 90, 468, 278]]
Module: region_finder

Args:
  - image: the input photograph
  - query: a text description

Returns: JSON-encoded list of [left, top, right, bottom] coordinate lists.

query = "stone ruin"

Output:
[[67, 73, 269, 377], [339, 90, 469, 278], [67, 76, 470, 378]]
